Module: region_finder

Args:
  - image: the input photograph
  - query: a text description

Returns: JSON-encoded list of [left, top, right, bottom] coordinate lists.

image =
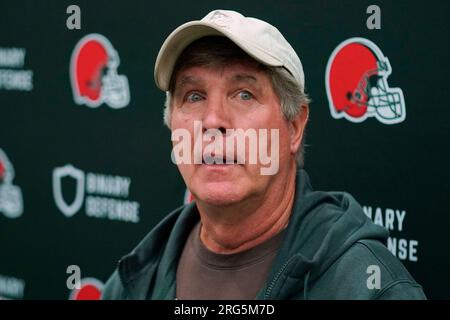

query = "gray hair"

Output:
[[162, 37, 310, 167]]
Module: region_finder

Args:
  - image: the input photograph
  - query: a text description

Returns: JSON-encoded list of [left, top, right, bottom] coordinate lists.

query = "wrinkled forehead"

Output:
[[168, 36, 269, 92], [173, 62, 269, 91]]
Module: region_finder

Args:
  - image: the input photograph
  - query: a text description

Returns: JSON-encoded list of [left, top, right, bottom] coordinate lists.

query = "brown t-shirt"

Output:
[[176, 222, 285, 300]]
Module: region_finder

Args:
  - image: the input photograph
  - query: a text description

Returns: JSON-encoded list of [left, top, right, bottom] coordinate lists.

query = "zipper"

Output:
[[264, 255, 298, 299]]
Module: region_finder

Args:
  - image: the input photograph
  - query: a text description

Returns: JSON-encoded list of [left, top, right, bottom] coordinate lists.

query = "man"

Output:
[[102, 9, 425, 300]]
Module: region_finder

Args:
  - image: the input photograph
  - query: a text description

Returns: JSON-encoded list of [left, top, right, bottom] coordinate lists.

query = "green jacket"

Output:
[[102, 170, 426, 300]]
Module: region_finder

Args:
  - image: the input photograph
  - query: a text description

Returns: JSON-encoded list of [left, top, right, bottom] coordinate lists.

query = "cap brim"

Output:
[[154, 21, 284, 91]]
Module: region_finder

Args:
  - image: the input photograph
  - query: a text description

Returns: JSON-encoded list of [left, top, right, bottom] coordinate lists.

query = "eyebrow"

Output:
[[229, 74, 258, 84], [176, 75, 204, 89]]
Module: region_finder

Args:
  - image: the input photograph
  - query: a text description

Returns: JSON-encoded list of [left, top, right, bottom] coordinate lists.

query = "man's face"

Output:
[[170, 61, 296, 206]]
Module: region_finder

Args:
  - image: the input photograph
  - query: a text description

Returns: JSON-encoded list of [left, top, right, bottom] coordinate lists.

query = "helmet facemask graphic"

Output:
[[70, 34, 130, 109], [0, 149, 23, 219], [326, 38, 406, 124], [101, 50, 130, 109]]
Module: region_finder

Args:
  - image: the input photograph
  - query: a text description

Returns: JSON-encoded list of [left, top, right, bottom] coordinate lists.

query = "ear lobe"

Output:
[[290, 105, 309, 155]]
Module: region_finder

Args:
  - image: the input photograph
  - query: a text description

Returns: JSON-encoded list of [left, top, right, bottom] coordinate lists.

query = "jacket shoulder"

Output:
[[102, 270, 127, 300], [355, 239, 426, 299], [308, 239, 426, 299], [101, 203, 195, 300]]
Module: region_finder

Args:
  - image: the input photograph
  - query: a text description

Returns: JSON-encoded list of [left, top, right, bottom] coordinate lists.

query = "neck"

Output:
[[197, 164, 297, 254]]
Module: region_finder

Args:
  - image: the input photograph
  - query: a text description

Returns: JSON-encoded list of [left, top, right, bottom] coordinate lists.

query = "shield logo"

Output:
[[53, 164, 85, 217]]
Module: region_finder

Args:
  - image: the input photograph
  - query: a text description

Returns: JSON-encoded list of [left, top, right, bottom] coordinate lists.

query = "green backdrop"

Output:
[[0, 0, 449, 299]]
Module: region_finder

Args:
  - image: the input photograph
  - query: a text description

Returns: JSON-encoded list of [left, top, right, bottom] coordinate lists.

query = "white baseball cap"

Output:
[[154, 9, 305, 92]]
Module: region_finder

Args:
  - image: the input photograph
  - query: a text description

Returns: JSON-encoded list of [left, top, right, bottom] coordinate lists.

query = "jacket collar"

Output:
[[118, 202, 200, 299], [116, 169, 384, 300]]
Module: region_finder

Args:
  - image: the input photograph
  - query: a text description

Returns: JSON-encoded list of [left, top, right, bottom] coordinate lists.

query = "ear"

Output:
[[289, 105, 309, 155]]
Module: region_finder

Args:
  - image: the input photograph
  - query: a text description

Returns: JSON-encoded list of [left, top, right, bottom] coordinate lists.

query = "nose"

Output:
[[202, 93, 230, 134]]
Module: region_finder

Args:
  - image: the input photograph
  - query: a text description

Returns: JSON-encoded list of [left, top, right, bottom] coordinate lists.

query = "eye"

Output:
[[186, 92, 203, 103], [238, 90, 253, 101]]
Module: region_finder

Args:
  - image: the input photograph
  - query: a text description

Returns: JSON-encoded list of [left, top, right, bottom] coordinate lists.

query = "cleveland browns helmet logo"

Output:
[[326, 37, 405, 124], [70, 33, 130, 109]]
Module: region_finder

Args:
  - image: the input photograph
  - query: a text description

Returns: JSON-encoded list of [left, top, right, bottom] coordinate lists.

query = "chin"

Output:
[[193, 183, 247, 206]]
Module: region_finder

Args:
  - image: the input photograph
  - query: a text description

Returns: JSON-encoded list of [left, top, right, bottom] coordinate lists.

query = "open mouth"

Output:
[[202, 155, 239, 165]]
